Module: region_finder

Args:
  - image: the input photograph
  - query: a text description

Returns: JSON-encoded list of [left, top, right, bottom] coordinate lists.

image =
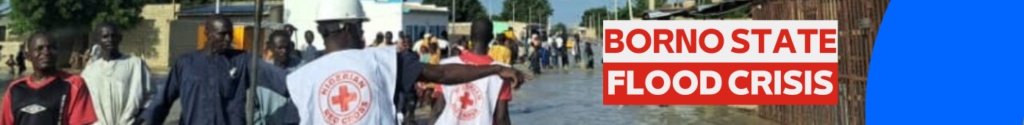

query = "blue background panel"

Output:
[[870, 0, 1024, 124]]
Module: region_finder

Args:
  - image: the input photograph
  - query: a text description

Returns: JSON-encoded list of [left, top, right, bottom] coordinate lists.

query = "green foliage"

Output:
[[10, 0, 145, 34], [423, 0, 489, 22], [580, 7, 611, 37], [498, 0, 552, 24], [699, 0, 713, 4], [579, 7, 609, 27], [551, 22, 566, 34]]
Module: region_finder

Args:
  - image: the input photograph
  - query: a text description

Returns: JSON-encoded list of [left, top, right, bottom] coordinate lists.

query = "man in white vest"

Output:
[[287, 0, 529, 125], [433, 19, 523, 125]]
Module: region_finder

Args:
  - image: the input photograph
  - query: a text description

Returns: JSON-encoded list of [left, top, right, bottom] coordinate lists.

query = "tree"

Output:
[[491, 15, 505, 21], [10, 0, 145, 34], [580, 7, 610, 39], [551, 22, 566, 34], [423, 0, 489, 22], [632, 0, 667, 17], [611, 0, 666, 20], [498, 0, 553, 24], [579, 7, 610, 27]]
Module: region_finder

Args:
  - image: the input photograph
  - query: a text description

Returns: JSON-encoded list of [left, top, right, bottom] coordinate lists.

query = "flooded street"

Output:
[[508, 69, 779, 125], [508, 44, 779, 125]]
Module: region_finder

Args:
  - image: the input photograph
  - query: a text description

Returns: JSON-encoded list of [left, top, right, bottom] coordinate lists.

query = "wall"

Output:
[[284, 0, 401, 50], [168, 20, 202, 65], [283, 0, 322, 50], [122, 4, 179, 71], [403, 11, 448, 41], [362, 2, 404, 45]]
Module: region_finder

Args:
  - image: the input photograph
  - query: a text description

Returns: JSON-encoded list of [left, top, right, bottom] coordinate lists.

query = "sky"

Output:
[[407, 0, 658, 27]]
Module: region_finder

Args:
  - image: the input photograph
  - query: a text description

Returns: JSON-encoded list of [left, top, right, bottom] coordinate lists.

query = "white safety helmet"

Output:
[[316, 0, 369, 22]]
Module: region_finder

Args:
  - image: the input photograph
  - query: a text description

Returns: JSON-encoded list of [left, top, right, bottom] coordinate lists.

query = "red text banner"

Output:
[[603, 63, 837, 104], [602, 21, 839, 105]]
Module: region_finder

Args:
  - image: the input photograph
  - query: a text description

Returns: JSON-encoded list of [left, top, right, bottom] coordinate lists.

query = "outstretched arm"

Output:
[[398, 51, 529, 85], [418, 64, 512, 84]]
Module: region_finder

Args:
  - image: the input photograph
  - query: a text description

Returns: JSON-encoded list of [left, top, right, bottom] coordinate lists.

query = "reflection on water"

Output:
[[509, 44, 778, 125]]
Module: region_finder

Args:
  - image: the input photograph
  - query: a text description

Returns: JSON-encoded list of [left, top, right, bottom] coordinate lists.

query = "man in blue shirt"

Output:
[[143, 15, 252, 125]]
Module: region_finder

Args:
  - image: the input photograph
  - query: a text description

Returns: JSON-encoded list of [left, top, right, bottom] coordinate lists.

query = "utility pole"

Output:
[[649, 0, 655, 10], [614, 0, 618, 20], [451, 0, 456, 22], [247, 0, 264, 124], [215, 0, 221, 13]]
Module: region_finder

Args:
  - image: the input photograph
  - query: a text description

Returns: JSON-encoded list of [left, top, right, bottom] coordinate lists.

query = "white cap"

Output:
[[316, 0, 368, 22]]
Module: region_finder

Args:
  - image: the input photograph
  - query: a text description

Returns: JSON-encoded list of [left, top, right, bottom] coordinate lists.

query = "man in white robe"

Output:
[[81, 23, 152, 125]]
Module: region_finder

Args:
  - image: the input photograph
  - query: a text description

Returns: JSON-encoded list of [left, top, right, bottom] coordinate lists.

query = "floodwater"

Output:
[[507, 69, 779, 125], [508, 43, 779, 125]]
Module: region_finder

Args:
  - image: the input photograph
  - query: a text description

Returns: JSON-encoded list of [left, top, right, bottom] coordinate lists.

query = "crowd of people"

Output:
[[521, 31, 597, 75], [0, 0, 600, 125]]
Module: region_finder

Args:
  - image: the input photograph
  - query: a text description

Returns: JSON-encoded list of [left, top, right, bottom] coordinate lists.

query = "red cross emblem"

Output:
[[319, 71, 372, 125], [459, 91, 475, 110], [331, 86, 357, 112], [449, 84, 482, 121]]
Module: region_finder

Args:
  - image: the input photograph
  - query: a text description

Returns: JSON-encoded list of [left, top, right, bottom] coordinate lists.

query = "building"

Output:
[[284, 0, 449, 50], [449, 21, 535, 41], [642, 0, 753, 20]]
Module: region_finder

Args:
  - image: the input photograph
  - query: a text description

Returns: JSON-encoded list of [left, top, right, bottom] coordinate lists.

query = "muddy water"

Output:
[[508, 44, 779, 125]]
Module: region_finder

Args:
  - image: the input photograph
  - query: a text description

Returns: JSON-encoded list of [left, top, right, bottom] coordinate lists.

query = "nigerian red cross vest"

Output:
[[434, 51, 508, 125]]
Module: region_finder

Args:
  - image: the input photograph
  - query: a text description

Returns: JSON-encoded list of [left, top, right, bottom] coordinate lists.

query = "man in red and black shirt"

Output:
[[1, 32, 97, 125]]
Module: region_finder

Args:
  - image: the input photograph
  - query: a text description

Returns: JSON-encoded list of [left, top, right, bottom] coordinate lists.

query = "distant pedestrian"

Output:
[[255, 30, 301, 125], [16, 44, 26, 75], [585, 42, 594, 69], [283, 24, 297, 42], [263, 30, 300, 71], [504, 28, 520, 65], [385, 31, 395, 46], [371, 32, 385, 47], [489, 33, 512, 64], [302, 30, 319, 63], [529, 33, 543, 74], [397, 31, 411, 52], [5, 55, 14, 76]]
